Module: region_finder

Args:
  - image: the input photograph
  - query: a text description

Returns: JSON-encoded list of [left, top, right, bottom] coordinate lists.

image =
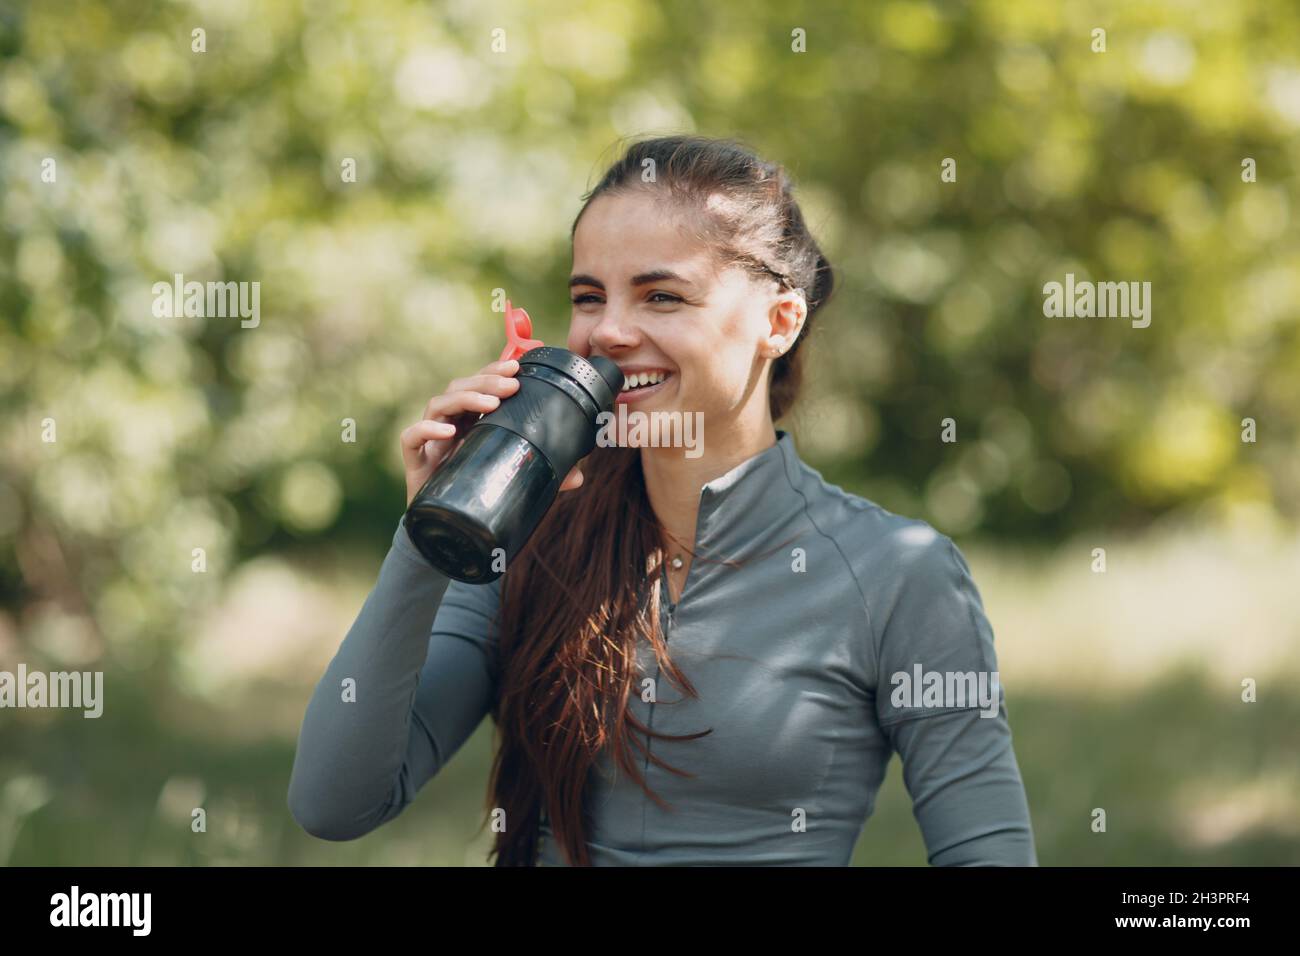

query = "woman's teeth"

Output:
[[621, 371, 670, 391]]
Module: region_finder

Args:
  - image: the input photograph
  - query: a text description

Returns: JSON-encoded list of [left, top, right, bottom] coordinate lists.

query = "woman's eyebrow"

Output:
[[568, 269, 694, 290]]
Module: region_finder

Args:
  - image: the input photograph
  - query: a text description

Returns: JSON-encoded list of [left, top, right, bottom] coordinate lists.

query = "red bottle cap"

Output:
[[498, 299, 545, 363]]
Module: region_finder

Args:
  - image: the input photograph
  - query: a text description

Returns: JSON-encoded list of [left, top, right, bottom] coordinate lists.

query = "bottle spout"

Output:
[[498, 299, 546, 363]]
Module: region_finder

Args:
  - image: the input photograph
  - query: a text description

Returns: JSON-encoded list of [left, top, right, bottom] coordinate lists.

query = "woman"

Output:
[[288, 135, 1037, 867]]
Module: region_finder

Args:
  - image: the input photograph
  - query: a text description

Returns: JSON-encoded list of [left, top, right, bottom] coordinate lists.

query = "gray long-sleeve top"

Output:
[[288, 430, 1038, 865]]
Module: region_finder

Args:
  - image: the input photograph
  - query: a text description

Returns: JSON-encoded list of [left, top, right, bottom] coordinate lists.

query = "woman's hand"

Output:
[[401, 358, 586, 507]]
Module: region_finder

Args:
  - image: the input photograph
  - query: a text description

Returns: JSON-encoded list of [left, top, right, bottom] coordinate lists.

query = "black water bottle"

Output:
[[404, 347, 624, 584]]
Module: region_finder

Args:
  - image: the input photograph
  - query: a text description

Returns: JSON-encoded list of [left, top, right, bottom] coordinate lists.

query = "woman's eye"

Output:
[[571, 292, 681, 305]]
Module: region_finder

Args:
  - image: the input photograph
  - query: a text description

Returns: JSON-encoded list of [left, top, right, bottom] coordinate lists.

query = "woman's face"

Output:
[[566, 189, 803, 432]]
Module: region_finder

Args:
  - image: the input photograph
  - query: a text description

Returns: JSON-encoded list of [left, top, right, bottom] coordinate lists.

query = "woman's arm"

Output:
[[885, 707, 1037, 865], [287, 514, 503, 841], [871, 529, 1038, 865]]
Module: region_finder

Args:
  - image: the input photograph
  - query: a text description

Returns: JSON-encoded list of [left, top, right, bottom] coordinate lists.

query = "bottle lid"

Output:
[[516, 346, 624, 412], [498, 299, 545, 363]]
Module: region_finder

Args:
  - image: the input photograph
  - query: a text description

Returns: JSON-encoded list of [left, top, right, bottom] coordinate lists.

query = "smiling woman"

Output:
[[288, 134, 1036, 868]]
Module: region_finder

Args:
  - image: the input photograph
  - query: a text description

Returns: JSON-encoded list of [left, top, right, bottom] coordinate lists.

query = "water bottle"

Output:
[[404, 343, 624, 583]]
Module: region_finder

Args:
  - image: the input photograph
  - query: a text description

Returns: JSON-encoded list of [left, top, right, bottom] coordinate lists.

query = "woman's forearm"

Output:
[[287, 516, 455, 841]]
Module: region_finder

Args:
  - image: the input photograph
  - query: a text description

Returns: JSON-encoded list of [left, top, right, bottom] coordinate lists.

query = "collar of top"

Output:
[[686, 429, 803, 582]]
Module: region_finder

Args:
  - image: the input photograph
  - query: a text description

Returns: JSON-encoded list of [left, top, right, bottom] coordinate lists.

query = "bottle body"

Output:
[[404, 424, 558, 583]]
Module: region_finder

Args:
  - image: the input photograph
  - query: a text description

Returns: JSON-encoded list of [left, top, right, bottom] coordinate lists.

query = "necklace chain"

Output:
[[664, 554, 685, 608]]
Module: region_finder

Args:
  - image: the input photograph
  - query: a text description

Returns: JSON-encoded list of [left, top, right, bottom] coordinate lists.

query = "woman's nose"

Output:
[[587, 305, 640, 352]]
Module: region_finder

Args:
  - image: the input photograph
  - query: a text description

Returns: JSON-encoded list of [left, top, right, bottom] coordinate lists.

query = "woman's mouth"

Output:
[[616, 369, 674, 404]]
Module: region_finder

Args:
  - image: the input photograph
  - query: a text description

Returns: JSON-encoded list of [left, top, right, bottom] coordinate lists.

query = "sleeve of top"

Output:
[[870, 529, 1038, 866], [287, 513, 504, 841]]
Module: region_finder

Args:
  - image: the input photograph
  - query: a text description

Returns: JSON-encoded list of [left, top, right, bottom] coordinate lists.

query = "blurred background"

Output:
[[1, 0, 1298, 865]]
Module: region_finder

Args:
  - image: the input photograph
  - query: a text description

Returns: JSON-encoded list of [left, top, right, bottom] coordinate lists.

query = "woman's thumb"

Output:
[[559, 466, 584, 492]]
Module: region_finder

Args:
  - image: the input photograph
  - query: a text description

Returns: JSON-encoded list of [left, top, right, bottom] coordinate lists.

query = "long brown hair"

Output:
[[483, 134, 835, 865]]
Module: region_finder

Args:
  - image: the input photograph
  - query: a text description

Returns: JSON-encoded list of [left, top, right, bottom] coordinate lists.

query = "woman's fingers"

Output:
[[423, 389, 503, 423], [400, 418, 456, 470], [446, 373, 521, 397], [423, 370, 519, 421], [403, 360, 527, 506]]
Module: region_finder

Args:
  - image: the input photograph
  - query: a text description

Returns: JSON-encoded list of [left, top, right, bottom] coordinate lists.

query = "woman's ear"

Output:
[[764, 288, 807, 357]]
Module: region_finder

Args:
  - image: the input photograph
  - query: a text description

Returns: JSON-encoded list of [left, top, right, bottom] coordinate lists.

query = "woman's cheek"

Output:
[[684, 366, 723, 414], [565, 320, 589, 354]]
